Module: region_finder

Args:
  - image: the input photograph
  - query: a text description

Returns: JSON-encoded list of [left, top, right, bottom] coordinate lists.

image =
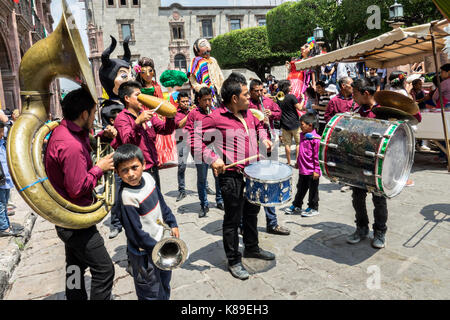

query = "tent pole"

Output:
[[431, 31, 450, 172]]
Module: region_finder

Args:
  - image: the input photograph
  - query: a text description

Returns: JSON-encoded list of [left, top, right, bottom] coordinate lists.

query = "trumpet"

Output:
[[268, 91, 285, 102], [95, 134, 116, 211], [152, 219, 189, 270]]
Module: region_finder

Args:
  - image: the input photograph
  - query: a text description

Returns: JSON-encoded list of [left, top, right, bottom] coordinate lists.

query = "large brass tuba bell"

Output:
[[152, 220, 189, 270], [7, 0, 110, 229]]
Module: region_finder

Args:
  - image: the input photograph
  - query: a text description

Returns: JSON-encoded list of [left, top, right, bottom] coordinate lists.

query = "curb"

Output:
[[0, 212, 37, 299]]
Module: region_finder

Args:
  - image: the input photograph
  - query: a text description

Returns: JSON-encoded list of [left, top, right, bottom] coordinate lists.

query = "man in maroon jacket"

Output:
[[324, 76, 355, 123], [45, 88, 115, 300], [114, 81, 176, 190], [346, 78, 388, 249], [248, 79, 290, 236]]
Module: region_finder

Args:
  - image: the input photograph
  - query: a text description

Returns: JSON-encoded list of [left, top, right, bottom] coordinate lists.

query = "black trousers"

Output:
[[293, 174, 320, 210], [55, 225, 115, 300], [145, 166, 161, 190], [351, 187, 388, 232], [219, 171, 260, 266]]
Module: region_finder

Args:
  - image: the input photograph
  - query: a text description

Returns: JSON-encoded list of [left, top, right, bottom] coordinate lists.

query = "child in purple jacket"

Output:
[[285, 113, 321, 216]]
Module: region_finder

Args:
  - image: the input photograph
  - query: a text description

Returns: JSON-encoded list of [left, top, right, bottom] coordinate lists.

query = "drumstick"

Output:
[[224, 154, 262, 169]]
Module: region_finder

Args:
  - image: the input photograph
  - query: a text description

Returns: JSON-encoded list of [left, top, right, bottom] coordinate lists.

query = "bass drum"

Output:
[[319, 113, 415, 198]]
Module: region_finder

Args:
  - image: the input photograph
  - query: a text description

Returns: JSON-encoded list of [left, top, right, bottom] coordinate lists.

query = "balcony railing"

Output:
[[33, 10, 46, 39], [15, 0, 33, 28]]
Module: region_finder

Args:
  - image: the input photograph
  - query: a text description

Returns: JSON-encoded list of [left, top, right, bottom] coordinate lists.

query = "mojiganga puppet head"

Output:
[[99, 36, 133, 100], [193, 38, 211, 58]]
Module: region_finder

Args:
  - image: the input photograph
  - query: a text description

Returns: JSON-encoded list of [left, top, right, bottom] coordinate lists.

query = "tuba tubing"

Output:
[[7, 0, 108, 229]]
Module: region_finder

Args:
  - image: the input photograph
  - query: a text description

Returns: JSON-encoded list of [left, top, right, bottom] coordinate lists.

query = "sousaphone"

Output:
[[7, 0, 108, 229]]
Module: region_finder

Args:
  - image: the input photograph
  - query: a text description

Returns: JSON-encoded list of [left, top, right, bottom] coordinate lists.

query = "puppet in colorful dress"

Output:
[[134, 57, 177, 168], [187, 38, 224, 109]]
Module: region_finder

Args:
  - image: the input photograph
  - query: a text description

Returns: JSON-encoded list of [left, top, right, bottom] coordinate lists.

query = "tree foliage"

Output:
[[210, 26, 299, 81], [267, 0, 443, 53]]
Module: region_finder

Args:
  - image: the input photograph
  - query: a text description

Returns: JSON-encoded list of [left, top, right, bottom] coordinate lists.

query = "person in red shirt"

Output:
[[324, 77, 355, 123], [347, 78, 388, 249], [45, 88, 115, 300], [174, 91, 192, 202], [185, 87, 224, 217], [114, 81, 176, 190], [197, 73, 275, 280], [248, 79, 290, 236]]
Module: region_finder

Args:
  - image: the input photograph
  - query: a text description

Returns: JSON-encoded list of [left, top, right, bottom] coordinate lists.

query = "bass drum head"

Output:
[[244, 160, 292, 182], [381, 123, 415, 198]]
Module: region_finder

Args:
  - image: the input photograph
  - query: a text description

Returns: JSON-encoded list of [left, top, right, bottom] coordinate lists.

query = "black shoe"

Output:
[[0, 229, 21, 237], [199, 206, 209, 218], [347, 226, 369, 244], [267, 225, 290, 235], [126, 261, 133, 277], [206, 186, 216, 195], [176, 191, 187, 202], [372, 230, 386, 249], [216, 202, 224, 210], [243, 248, 275, 260], [228, 262, 249, 280], [109, 228, 121, 239]]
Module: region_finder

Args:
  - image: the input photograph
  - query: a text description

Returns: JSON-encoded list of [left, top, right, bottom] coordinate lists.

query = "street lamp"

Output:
[[387, 0, 404, 29], [389, 0, 404, 21], [313, 26, 324, 41]]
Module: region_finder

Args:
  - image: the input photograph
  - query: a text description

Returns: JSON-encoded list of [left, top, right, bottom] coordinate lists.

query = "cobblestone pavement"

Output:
[[3, 149, 450, 300]]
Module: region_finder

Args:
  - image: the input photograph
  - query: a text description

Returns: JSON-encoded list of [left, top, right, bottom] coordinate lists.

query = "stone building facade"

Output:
[[84, 0, 286, 95], [0, 0, 60, 117]]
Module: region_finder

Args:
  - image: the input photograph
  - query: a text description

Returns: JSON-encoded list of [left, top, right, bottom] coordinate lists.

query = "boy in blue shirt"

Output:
[[114, 144, 179, 300]]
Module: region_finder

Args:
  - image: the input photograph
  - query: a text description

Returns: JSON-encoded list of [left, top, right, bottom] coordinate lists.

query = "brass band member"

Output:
[[195, 72, 275, 280], [45, 88, 115, 300]]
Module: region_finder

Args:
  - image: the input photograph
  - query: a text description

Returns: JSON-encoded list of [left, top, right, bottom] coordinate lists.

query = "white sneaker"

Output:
[[340, 185, 351, 192], [301, 208, 319, 217]]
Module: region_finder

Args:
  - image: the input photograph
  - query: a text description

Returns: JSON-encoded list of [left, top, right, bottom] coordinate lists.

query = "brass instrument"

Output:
[[95, 135, 116, 211], [152, 219, 189, 270], [7, 0, 113, 229], [269, 91, 285, 102], [137, 94, 177, 118]]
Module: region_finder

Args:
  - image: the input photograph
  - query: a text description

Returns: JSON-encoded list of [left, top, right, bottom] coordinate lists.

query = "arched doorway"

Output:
[[0, 33, 14, 110], [174, 54, 187, 72]]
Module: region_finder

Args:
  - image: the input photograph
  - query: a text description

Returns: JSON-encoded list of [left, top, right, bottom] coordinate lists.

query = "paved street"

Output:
[[3, 147, 450, 300]]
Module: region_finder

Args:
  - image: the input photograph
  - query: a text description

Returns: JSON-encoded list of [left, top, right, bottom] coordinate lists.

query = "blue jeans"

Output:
[[128, 251, 171, 300], [0, 188, 11, 231], [240, 206, 278, 229], [265, 206, 278, 229], [109, 173, 123, 231], [195, 163, 223, 208], [177, 142, 189, 193]]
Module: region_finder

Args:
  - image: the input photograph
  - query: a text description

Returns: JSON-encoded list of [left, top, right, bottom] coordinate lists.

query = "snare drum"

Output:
[[243, 160, 293, 207], [319, 113, 415, 198]]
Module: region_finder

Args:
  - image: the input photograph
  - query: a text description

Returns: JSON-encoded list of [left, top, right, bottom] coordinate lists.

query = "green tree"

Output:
[[267, 0, 442, 54], [210, 26, 298, 81]]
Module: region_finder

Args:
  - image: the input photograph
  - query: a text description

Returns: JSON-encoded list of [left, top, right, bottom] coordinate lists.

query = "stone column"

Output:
[[0, 69, 5, 110], [9, 9, 22, 111]]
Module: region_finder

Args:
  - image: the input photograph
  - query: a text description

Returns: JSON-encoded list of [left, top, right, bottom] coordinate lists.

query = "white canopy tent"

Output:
[[295, 20, 448, 70], [294, 20, 450, 171]]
